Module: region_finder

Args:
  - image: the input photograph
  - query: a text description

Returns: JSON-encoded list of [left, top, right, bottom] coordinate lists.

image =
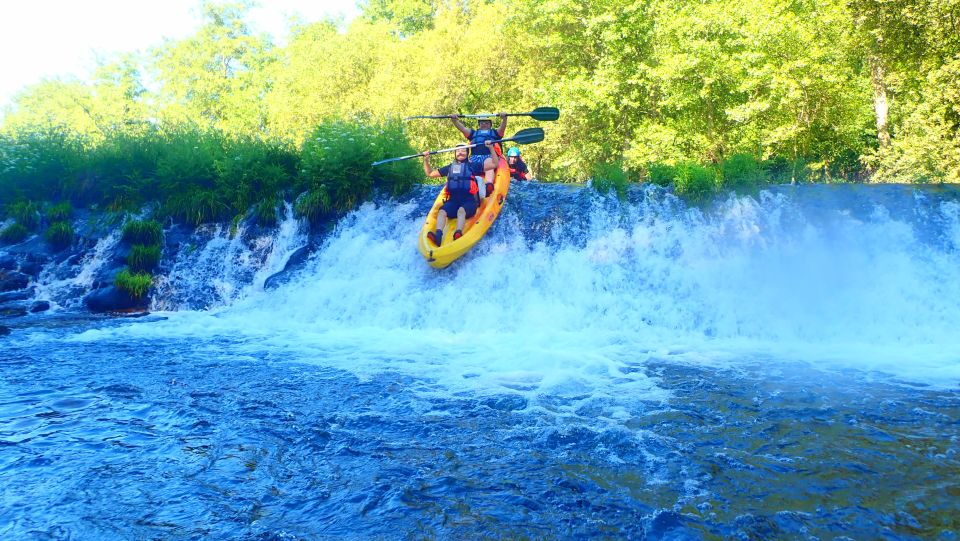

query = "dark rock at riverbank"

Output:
[[0, 254, 16, 270], [84, 286, 150, 313], [30, 301, 51, 313], [0, 271, 30, 292], [0, 288, 35, 303], [264, 244, 313, 291], [0, 303, 28, 317]]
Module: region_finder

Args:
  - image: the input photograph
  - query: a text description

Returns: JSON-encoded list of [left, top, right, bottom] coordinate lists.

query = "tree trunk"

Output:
[[870, 57, 891, 149]]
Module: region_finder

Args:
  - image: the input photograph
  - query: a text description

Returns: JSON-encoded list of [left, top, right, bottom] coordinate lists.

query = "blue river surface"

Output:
[[2, 318, 959, 540], [3, 184, 960, 539]]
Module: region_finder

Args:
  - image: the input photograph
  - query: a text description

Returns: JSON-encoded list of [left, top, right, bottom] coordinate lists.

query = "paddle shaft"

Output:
[[371, 128, 544, 166]]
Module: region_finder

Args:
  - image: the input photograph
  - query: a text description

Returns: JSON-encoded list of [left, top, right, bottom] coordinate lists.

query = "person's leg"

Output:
[[457, 207, 466, 231], [483, 157, 496, 193], [436, 209, 448, 231], [428, 209, 448, 245]]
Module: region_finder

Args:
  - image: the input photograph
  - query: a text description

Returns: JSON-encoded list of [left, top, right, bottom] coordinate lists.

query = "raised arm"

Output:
[[495, 112, 507, 138], [450, 114, 471, 138], [422, 151, 444, 178]]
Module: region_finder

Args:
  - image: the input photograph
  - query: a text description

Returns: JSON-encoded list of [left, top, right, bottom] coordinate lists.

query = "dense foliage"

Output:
[[1, 0, 958, 220]]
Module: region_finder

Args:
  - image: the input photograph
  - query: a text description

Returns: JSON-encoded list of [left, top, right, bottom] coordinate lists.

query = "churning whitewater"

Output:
[[6, 183, 960, 539], [68, 184, 960, 396]]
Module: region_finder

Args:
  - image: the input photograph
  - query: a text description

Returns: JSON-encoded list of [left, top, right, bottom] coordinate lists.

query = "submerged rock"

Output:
[[83, 286, 150, 313], [0, 325, 9, 336], [30, 301, 51, 313], [0, 288, 35, 303], [0, 302, 28, 318], [0, 254, 16, 271], [0, 271, 30, 292]]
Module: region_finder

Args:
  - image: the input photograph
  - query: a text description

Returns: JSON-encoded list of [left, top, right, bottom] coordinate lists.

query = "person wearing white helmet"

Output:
[[450, 112, 507, 198]]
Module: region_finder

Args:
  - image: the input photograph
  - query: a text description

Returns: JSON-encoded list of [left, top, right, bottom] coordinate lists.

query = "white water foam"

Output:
[[151, 205, 307, 311], [32, 229, 120, 309], [70, 188, 960, 406]]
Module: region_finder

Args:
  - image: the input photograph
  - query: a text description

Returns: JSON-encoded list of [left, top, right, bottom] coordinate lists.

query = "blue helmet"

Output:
[[506, 147, 521, 157]]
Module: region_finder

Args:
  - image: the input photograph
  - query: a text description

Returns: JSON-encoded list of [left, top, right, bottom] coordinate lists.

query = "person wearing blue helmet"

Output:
[[506, 146, 529, 181], [450, 112, 507, 198]]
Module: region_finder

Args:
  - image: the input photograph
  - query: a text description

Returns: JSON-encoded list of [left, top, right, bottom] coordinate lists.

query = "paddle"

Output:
[[371, 128, 544, 166], [403, 106, 560, 122]]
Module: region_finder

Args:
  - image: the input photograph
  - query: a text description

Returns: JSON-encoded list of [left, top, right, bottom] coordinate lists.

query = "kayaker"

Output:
[[506, 147, 529, 181], [450, 112, 507, 198], [421, 141, 494, 246]]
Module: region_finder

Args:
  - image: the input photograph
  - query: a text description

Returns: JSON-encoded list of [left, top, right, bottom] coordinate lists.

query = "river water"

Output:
[[2, 184, 959, 539]]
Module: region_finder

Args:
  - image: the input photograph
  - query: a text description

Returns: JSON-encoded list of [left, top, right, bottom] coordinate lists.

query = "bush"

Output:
[[589, 160, 630, 199], [674, 162, 717, 203], [294, 187, 332, 224], [44, 221, 74, 249], [647, 163, 676, 187], [122, 219, 163, 245], [114, 268, 153, 298], [721, 154, 767, 193], [300, 119, 419, 219], [164, 189, 230, 226], [46, 201, 73, 222], [252, 197, 280, 227], [0, 223, 29, 244], [216, 136, 299, 214], [127, 244, 161, 272]]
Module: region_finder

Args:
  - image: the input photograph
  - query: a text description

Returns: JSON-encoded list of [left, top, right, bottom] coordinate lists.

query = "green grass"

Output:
[[44, 221, 74, 249], [45, 201, 73, 222], [7, 201, 40, 230], [114, 268, 153, 298], [127, 244, 161, 272], [122, 219, 163, 245], [589, 160, 630, 199], [674, 162, 718, 203], [0, 223, 29, 244]]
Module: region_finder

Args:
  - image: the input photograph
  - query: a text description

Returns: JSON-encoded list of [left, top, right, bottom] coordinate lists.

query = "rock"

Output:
[[90, 265, 124, 290], [0, 254, 16, 271], [83, 286, 150, 313], [18, 260, 43, 277], [0, 271, 30, 292], [0, 288, 35, 303], [0, 325, 10, 336], [30, 301, 51, 313], [264, 244, 312, 291], [0, 303, 28, 318]]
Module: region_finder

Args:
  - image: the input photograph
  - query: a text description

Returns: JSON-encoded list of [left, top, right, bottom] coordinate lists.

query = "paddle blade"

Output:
[[529, 107, 560, 121], [504, 127, 544, 145]]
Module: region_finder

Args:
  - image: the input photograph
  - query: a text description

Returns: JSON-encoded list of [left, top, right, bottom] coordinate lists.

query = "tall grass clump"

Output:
[[122, 219, 163, 245], [44, 221, 74, 249], [589, 160, 630, 199], [8, 201, 41, 230], [127, 244, 161, 272], [298, 119, 419, 223], [674, 162, 717, 203], [114, 269, 153, 298], [0, 223, 29, 244], [721, 154, 767, 193], [46, 201, 73, 222]]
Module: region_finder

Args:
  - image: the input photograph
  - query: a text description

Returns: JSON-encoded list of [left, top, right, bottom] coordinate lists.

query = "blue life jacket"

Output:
[[446, 161, 478, 199], [470, 128, 498, 155]]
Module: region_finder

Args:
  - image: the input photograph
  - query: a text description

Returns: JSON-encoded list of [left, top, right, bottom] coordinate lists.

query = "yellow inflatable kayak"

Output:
[[417, 145, 511, 269]]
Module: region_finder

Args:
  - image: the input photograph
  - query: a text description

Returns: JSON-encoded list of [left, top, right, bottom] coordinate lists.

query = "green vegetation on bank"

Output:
[[1, 0, 958, 216], [114, 269, 153, 299]]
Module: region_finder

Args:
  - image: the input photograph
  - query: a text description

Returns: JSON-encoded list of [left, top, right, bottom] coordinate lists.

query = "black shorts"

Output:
[[441, 196, 478, 219]]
